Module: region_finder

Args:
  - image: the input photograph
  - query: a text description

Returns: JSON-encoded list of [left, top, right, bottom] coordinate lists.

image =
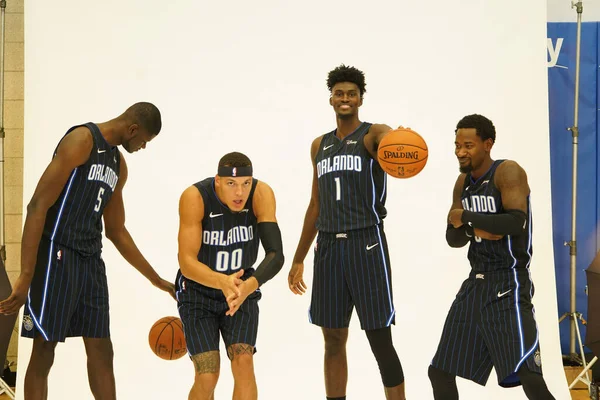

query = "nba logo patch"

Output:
[[232, 167, 237, 177], [56, 250, 62, 261], [23, 315, 33, 331]]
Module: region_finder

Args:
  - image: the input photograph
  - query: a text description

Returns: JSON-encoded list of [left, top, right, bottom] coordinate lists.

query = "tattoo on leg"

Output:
[[191, 351, 220, 374], [227, 344, 254, 360]]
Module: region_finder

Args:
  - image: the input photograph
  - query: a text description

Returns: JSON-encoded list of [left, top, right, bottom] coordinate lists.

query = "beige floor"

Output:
[[0, 389, 592, 399]]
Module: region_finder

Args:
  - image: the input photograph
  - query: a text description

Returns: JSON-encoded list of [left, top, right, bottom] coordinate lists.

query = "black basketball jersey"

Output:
[[194, 177, 260, 276], [42, 123, 120, 256], [461, 160, 533, 272], [315, 122, 387, 233]]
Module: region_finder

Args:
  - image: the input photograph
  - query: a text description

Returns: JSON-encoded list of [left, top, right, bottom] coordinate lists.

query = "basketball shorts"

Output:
[[430, 268, 543, 387], [309, 224, 395, 330], [175, 268, 261, 357], [22, 238, 110, 342]]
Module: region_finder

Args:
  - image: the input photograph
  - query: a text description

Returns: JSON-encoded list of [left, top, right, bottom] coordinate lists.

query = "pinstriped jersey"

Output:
[[42, 123, 120, 256], [194, 177, 260, 276], [315, 122, 387, 232], [462, 159, 533, 272]]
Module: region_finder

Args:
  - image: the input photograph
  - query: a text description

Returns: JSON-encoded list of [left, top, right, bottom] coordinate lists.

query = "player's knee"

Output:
[[365, 328, 404, 387], [31, 337, 58, 368], [83, 337, 114, 365], [191, 351, 220, 392], [517, 366, 554, 400], [322, 328, 348, 355], [428, 365, 455, 385]]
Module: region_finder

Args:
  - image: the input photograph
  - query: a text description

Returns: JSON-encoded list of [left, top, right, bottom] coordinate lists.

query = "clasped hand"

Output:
[[219, 270, 258, 317]]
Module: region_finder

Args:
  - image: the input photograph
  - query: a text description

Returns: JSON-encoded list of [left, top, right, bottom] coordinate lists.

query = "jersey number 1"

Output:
[[334, 177, 341, 201]]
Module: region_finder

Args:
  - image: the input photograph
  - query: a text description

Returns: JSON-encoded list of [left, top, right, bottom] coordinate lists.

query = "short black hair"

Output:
[[125, 102, 162, 136], [218, 152, 252, 168], [456, 114, 496, 143], [327, 64, 366, 96]]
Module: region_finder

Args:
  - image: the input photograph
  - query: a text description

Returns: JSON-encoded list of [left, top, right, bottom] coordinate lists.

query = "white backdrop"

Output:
[[18, 0, 569, 398]]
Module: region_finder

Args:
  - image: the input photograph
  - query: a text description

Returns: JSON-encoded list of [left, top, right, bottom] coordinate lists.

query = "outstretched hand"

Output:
[[0, 275, 30, 315]]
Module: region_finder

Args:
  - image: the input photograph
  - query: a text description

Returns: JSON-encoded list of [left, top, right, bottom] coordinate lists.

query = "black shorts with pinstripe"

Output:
[[430, 268, 543, 387], [176, 269, 261, 357], [309, 224, 396, 331], [21, 237, 110, 342]]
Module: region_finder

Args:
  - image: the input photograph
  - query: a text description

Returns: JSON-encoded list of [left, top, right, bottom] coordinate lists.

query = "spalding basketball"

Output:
[[377, 128, 428, 178], [148, 316, 187, 360]]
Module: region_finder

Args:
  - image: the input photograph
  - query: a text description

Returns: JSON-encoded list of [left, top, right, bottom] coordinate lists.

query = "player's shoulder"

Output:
[[453, 173, 468, 191], [310, 134, 327, 156], [367, 123, 393, 134], [60, 125, 94, 148], [254, 180, 275, 199], [495, 159, 527, 177]]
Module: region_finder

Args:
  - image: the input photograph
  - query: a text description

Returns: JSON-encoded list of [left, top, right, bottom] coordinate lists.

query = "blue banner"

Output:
[[547, 22, 599, 354]]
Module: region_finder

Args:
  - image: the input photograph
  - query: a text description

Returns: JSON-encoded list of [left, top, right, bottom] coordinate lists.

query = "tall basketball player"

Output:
[[288, 65, 406, 400], [428, 114, 556, 399], [176, 152, 284, 400], [0, 102, 176, 400]]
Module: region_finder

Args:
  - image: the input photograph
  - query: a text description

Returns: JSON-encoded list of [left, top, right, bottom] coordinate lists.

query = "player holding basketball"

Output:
[[0, 102, 176, 400], [288, 64, 406, 400], [176, 151, 284, 400], [428, 114, 556, 399]]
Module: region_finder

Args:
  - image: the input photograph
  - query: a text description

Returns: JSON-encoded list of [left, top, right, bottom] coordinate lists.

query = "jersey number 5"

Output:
[[94, 187, 105, 212], [216, 249, 243, 272]]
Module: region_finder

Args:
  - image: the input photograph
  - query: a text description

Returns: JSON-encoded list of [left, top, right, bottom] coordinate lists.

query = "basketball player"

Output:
[[176, 152, 284, 400], [0, 102, 176, 400], [428, 114, 556, 399], [288, 65, 406, 400]]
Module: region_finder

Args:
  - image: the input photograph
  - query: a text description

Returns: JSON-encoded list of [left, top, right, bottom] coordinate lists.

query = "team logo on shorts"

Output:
[[534, 349, 542, 367], [56, 249, 62, 261], [23, 315, 34, 331]]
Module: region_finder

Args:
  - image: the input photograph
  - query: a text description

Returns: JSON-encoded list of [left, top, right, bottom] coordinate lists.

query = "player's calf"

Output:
[[365, 327, 404, 387], [189, 351, 220, 400], [228, 343, 257, 400]]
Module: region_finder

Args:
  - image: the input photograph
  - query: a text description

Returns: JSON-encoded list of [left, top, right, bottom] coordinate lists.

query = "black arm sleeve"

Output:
[[253, 222, 285, 287], [446, 224, 472, 248], [461, 209, 528, 236]]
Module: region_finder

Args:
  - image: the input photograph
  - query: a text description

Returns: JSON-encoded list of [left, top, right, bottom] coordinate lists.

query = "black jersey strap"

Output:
[[461, 209, 527, 236], [253, 222, 284, 286]]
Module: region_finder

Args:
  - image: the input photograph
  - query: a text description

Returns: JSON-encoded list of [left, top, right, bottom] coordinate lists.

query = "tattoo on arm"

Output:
[[191, 351, 220, 374], [226, 343, 255, 360]]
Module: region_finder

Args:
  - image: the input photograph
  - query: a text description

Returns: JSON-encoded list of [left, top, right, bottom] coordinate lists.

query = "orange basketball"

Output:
[[377, 127, 428, 179], [148, 316, 187, 360]]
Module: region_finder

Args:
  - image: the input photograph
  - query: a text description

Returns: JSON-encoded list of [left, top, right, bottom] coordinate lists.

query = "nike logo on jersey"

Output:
[[323, 144, 334, 150], [240, 209, 249, 213], [98, 149, 106, 153], [209, 212, 223, 218], [482, 180, 489, 185], [366, 243, 379, 250], [497, 289, 512, 298]]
